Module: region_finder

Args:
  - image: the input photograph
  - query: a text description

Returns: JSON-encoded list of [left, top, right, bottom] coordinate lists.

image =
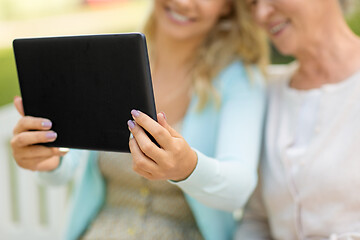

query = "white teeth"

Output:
[[168, 10, 190, 23], [270, 21, 289, 34]]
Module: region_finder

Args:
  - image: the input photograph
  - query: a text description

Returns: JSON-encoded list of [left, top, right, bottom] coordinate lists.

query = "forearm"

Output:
[[173, 150, 257, 211]]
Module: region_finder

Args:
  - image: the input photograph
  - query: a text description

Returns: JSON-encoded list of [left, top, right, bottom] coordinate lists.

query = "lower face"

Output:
[[251, 0, 329, 56], [267, 15, 298, 56], [153, 0, 230, 42]]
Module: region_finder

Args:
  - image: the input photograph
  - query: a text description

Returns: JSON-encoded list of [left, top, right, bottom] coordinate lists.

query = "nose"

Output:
[[253, 0, 274, 25]]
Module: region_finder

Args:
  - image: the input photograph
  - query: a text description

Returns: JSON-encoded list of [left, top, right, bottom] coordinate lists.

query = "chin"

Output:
[[160, 25, 202, 42], [273, 42, 297, 57], [165, 29, 193, 40]]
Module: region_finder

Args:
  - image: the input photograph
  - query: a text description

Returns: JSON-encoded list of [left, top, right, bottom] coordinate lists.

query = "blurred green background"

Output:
[[0, 0, 149, 107], [0, 0, 359, 107]]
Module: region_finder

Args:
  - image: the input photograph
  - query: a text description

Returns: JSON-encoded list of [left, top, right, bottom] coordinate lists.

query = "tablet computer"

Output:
[[13, 33, 157, 152]]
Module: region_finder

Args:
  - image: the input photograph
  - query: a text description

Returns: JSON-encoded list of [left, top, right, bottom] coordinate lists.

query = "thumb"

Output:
[[14, 96, 25, 116], [157, 112, 181, 137]]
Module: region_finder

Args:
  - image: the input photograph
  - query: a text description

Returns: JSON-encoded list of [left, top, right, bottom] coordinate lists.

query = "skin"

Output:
[[154, 0, 231, 43], [11, 0, 232, 181], [247, 0, 360, 90], [151, 0, 231, 125], [130, 0, 232, 181], [11, 96, 67, 171], [128, 110, 197, 181]]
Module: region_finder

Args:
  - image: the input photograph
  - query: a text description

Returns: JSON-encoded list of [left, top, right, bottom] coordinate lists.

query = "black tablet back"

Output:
[[13, 33, 156, 152]]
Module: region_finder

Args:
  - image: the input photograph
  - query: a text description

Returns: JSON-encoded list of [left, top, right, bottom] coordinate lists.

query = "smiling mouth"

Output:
[[270, 20, 290, 35], [166, 8, 193, 24]]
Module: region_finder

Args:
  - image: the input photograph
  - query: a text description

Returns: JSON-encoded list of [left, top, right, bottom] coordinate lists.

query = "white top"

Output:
[[236, 68, 360, 240]]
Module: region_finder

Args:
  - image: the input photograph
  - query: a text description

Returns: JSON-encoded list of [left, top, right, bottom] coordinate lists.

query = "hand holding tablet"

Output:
[[11, 32, 197, 180], [11, 96, 67, 171], [12, 33, 157, 152]]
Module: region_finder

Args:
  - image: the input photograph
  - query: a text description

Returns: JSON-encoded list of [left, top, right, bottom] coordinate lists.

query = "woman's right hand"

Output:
[[10, 96, 68, 172]]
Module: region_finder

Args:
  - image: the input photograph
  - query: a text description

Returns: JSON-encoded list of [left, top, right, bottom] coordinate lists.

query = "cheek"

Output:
[[271, 27, 301, 56], [199, 16, 219, 33], [154, 2, 226, 40], [197, 9, 224, 33], [154, 0, 168, 18]]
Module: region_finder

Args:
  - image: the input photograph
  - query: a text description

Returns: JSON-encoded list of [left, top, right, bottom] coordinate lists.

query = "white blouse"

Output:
[[236, 68, 360, 240]]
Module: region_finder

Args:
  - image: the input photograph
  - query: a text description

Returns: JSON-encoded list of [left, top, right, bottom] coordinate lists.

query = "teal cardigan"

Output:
[[37, 61, 265, 240]]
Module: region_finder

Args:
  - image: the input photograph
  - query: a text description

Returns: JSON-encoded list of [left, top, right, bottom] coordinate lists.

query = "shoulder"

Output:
[[217, 60, 250, 85], [215, 60, 265, 95], [218, 60, 247, 79]]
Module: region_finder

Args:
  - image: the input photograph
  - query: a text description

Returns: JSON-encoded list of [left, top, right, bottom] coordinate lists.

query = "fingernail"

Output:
[[127, 120, 135, 129], [42, 120, 52, 128], [46, 132, 57, 140], [161, 112, 167, 120], [59, 147, 69, 152], [131, 109, 140, 118]]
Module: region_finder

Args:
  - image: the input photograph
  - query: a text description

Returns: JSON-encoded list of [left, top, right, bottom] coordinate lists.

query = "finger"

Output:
[[49, 147, 70, 157], [16, 156, 58, 171], [13, 116, 53, 135], [129, 137, 158, 176], [14, 96, 25, 116], [130, 110, 172, 148], [11, 131, 57, 148], [132, 161, 155, 180], [36, 155, 62, 171], [133, 167, 154, 180], [157, 112, 181, 138], [128, 120, 164, 161], [28, 146, 69, 163], [15, 148, 67, 172], [16, 158, 44, 171], [17, 145, 66, 160], [57, 147, 70, 156]]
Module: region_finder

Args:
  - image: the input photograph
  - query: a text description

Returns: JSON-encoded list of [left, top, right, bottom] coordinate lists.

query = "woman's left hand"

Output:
[[128, 110, 197, 181]]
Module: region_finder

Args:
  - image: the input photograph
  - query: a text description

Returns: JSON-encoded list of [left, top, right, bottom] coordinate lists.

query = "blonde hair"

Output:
[[339, 0, 358, 14], [142, 1, 269, 110]]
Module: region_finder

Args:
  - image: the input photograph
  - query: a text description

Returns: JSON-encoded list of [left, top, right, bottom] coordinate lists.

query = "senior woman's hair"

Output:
[[142, 1, 269, 110], [339, 0, 358, 14]]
